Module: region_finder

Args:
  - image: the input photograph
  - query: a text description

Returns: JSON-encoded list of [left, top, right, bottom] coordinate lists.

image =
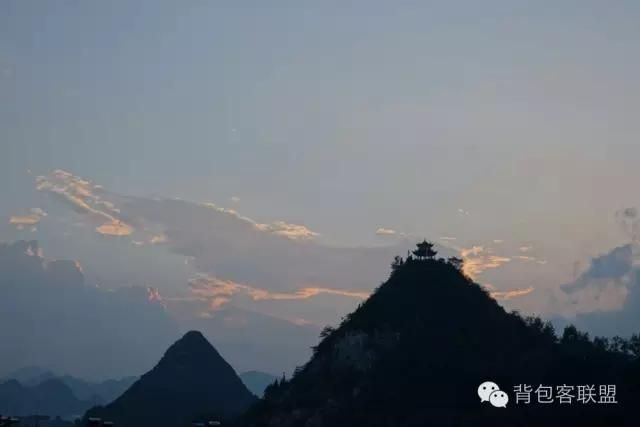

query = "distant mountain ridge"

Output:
[[57, 375, 137, 404], [84, 331, 256, 427], [0, 378, 90, 418], [2, 367, 137, 405], [2, 366, 55, 386]]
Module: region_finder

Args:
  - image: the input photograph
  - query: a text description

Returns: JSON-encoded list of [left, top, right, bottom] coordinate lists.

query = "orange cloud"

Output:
[[202, 202, 319, 241], [146, 287, 167, 309], [10, 215, 41, 225], [188, 275, 369, 311], [254, 221, 319, 240], [210, 296, 231, 310], [375, 228, 398, 236], [36, 170, 317, 241], [489, 287, 534, 301], [96, 221, 134, 236], [246, 286, 370, 301], [514, 255, 536, 262], [288, 317, 315, 326], [375, 227, 410, 239], [460, 246, 511, 279], [147, 287, 163, 302], [36, 170, 134, 236], [149, 233, 168, 244], [9, 208, 47, 227]]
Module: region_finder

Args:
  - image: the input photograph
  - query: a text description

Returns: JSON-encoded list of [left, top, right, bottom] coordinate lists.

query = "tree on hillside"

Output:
[[412, 240, 437, 260], [447, 256, 464, 271], [391, 255, 404, 271], [630, 333, 640, 358]]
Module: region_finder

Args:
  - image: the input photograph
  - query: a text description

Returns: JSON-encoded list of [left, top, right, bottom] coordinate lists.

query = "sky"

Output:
[[2, 1, 640, 378]]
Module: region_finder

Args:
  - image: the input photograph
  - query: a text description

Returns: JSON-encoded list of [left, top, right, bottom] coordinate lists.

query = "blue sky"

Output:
[[2, 0, 640, 269]]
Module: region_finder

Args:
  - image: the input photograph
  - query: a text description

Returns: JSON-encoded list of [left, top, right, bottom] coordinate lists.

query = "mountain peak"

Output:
[[154, 330, 228, 373], [181, 330, 207, 341], [84, 331, 255, 427], [170, 330, 210, 350], [242, 246, 640, 426]]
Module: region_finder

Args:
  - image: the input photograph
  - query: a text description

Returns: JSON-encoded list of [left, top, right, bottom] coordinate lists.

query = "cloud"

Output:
[[288, 317, 315, 327], [130, 234, 169, 247], [9, 208, 48, 228], [552, 243, 640, 337], [514, 255, 536, 262], [96, 221, 134, 236], [254, 286, 370, 301], [202, 202, 319, 241], [36, 170, 319, 241], [616, 207, 640, 243], [188, 274, 370, 312], [552, 244, 636, 318], [0, 241, 178, 379], [490, 287, 534, 301], [23, 170, 458, 375], [375, 227, 412, 240], [23, 169, 459, 372], [31, 208, 47, 217], [146, 287, 167, 309], [561, 245, 633, 293], [254, 221, 319, 241], [24, 242, 44, 258], [114, 194, 431, 300], [210, 296, 232, 310], [459, 246, 511, 279], [375, 228, 398, 236], [511, 254, 547, 265], [35, 170, 134, 236], [10, 215, 39, 225], [149, 233, 168, 244]]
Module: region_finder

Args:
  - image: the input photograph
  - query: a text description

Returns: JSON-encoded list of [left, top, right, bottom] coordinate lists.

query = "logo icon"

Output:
[[478, 381, 509, 408]]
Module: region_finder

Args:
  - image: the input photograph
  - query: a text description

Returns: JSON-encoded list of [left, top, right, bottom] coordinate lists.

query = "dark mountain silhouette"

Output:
[[84, 330, 256, 427], [2, 367, 136, 405], [0, 378, 91, 418], [2, 366, 56, 386], [240, 242, 640, 427], [240, 371, 277, 397]]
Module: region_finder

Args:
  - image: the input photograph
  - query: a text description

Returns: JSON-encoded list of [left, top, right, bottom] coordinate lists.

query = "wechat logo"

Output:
[[478, 381, 509, 408]]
